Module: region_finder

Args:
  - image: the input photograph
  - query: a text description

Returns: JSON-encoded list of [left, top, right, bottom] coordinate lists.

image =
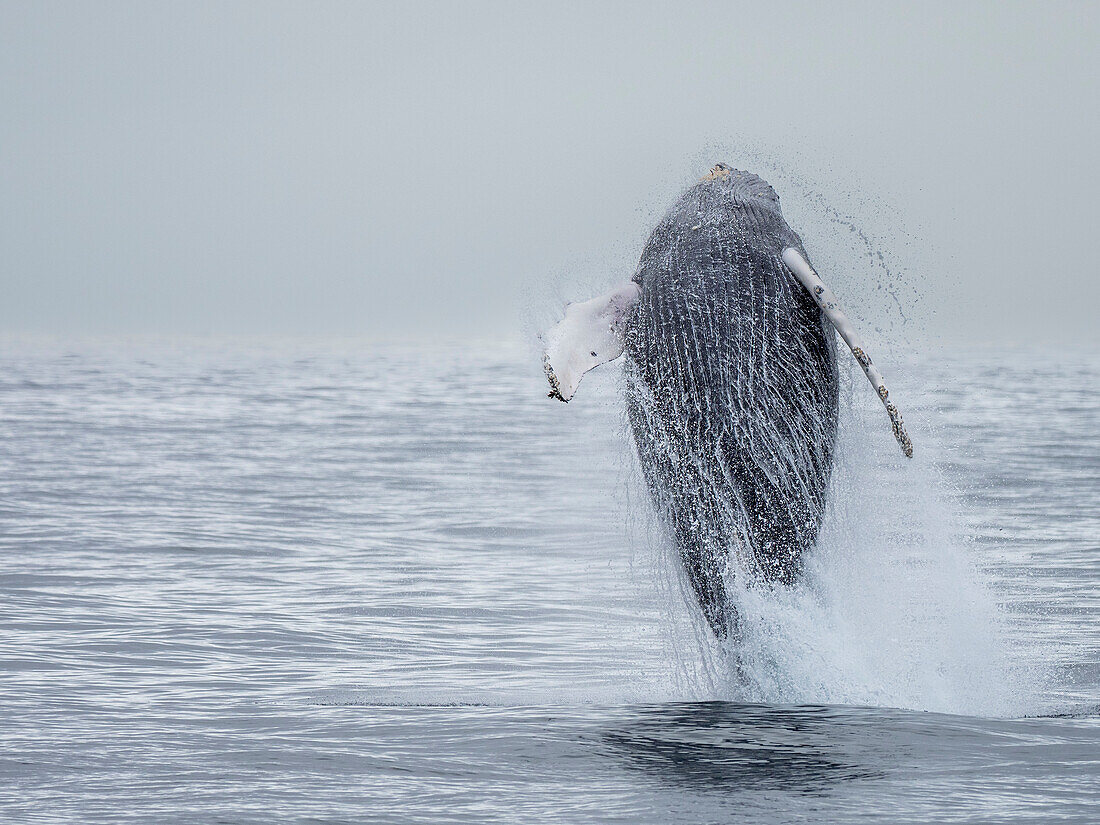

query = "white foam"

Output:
[[644, 388, 1042, 718]]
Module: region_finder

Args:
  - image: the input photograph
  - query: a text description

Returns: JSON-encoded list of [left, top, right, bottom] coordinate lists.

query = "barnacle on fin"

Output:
[[851, 347, 873, 371], [886, 402, 913, 458]]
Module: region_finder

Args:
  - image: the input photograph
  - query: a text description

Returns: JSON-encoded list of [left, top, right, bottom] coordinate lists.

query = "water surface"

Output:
[[1, 339, 1097, 823]]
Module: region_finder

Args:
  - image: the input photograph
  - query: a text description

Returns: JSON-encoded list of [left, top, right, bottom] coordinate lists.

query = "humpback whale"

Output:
[[543, 164, 912, 640]]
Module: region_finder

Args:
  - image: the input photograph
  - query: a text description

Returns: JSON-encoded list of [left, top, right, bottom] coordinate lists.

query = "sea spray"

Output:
[[635, 375, 1034, 717]]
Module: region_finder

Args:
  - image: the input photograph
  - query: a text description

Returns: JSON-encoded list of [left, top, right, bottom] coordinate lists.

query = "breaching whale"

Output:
[[543, 164, 912, 640]]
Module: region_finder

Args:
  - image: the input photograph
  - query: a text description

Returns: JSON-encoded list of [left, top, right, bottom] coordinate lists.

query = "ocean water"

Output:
[[0, 338, 1097, 824]]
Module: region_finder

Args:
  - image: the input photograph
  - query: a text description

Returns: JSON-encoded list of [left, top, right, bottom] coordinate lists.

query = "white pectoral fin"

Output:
[[542, 282, 641, 402], [781, 247, 913, 458]]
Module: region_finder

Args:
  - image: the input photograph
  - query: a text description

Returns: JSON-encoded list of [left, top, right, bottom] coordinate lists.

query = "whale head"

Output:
[[699, 163, 782, 210]]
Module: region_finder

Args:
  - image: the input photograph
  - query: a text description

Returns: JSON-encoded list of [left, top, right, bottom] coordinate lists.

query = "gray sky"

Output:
[[2, 1, 1097, 345]]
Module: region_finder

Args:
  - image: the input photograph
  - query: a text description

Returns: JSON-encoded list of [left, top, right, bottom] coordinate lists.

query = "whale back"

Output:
[[624, 171, 839, 638]]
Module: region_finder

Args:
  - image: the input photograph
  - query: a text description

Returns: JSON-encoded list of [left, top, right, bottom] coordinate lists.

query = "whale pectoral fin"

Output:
[[542, 282, 641, 402], [781, 247, 914, 458]]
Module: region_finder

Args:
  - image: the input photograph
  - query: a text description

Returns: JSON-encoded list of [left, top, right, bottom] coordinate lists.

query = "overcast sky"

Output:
[[1, 1, 1097, 345]]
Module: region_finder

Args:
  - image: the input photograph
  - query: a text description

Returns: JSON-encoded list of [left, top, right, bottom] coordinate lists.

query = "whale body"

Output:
[[542, 164, 911, 640], [623, 168, 838, 638]]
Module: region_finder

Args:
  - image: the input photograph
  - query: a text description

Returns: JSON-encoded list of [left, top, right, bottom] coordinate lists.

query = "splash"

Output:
[[641, 383, 1037, 718]]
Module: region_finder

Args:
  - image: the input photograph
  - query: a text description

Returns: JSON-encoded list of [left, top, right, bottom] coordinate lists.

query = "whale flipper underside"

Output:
[[542, 282, 640, 402], [781, 247, 913, 458]]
